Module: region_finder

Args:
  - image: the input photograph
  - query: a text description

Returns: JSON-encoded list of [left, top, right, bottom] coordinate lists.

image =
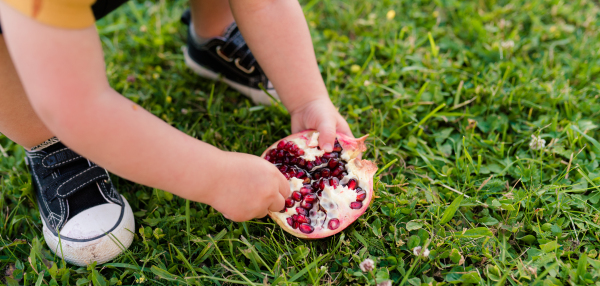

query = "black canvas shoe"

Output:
[[181, 10, 280, 105], [26, 138, 134, 266]]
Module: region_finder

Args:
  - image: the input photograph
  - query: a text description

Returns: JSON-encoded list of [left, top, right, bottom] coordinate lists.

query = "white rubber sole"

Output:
[[183, 47, 280, 105], [42, 195, 135, 266]]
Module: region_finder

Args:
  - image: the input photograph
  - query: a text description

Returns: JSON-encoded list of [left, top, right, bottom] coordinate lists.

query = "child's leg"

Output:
[[189, 0, 234, 38], [183, 0, 279, 105], [0, 35, 54, 149]]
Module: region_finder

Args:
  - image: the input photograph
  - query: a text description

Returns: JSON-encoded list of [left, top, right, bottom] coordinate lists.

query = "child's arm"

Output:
[[0, 2, 289, 222], [230, 0, 353, 152]]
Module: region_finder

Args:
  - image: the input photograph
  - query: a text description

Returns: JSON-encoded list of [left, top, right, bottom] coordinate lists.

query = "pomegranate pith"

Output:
[[264, 130, 377, 239]]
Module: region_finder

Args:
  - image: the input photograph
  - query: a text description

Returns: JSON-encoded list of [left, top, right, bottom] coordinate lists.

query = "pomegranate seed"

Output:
[[350, 201, 363, 209], [304, 193, 317, 203], [333, 142, 342, 152], [338, 172, 348, 179], [290, 144, 299, 152], [277, 150, 285, 158], [278, 165, 288, 173], [300, 200, 313, 209], [284, 141, 294, 151], [292, 214, 299, 221], [293, 221, 299, 229], [318, 179, 326, 190], [331, 166, 344, 177], [321, 169, 331, 178], [329, 177, 339, 188], [269, 149, 277, 156], [313, 170, 321, 180], [291, 157, 299, 165], [296, 207, 308, 216], [356, 187, 363, 192], [285, 198, 294, 208], [295, 170, 306, 178], [277, 141, 286, 149], [346, 179, 358, 190], [356, 189, 366, 201], [264, 155, 271, 162], [322, 152, 338, 159], [298, 159, 306, 168], [296, 149, 305, 156], [314, 157, 323, 165], [306, 161, 314, 170], [300, 187, 312, 196], [296, 214, 310, 224], [317, 190, 322, 197], [328, 218, 340, 230], [298, 223, 314, 234], [284, 173, 291, 180], [283, 157, 291, 164], [286, 217, 294, 226], [311, 182, 319, 190], [276, 158, 283, 164], [328, 159, 339, 169], [292, 191, 302, 201], [288, 169, 297, 178]]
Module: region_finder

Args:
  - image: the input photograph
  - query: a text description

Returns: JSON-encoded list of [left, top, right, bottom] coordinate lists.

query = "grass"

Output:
[[2, 0, 600, 284]]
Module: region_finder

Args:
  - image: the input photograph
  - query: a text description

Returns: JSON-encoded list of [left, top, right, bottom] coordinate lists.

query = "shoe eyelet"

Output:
[[216, 46, 233, 62], [235, 58, 255, 74]]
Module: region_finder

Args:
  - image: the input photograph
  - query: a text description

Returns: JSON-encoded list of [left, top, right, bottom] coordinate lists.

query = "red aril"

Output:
[[262, 130, 377, 239]]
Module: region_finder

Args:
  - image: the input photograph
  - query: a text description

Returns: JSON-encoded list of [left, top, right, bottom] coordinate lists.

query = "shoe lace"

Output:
[[39, 148, 109, 201]]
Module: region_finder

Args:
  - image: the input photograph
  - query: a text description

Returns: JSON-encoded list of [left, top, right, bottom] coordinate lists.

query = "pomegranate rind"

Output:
[[337, 134, 368, 160], [262, 130, 377, 239]]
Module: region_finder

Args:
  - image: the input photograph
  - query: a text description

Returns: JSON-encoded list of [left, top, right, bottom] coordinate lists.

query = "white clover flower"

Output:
[[413, 246, 430, 257], [500, 40, 515, 50], [377, 281, 393, 286], [529, 135, 546, 150], [359, 258, 375, 272]]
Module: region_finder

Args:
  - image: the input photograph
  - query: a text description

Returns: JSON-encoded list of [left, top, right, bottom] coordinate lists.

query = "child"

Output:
[[0, 0, 353, 266]]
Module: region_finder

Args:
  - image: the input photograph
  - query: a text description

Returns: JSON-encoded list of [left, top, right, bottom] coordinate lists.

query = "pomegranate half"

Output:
[[262, 130, 377, 239]]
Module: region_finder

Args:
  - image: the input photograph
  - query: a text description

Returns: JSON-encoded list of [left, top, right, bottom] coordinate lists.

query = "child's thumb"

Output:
[[317, 120, 337, 153]]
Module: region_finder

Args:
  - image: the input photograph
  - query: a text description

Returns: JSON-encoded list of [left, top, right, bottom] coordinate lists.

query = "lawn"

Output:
[[2, 0, 600, 284]]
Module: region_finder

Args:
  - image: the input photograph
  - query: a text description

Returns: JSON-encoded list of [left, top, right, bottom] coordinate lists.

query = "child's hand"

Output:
[[206, 152, 291, 222], [290, 98, 353, 152]]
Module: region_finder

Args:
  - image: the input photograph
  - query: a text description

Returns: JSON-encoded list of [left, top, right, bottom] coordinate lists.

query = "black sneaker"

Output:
[[26, 138, 134, 266], [181, 10, 280, 105]]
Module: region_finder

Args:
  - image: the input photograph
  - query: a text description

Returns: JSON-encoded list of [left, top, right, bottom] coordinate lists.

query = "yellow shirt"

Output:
[[2, 0, 97, 29]]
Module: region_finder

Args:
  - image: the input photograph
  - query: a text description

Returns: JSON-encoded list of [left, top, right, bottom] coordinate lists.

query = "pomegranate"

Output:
[[262, 130, 377, 239]]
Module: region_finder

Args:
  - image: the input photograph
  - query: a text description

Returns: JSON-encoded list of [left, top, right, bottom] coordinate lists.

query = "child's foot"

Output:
[[181, 10, 280, 105], [26, 138, 134, 266]]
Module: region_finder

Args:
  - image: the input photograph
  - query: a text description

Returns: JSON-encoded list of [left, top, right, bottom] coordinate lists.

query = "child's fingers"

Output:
[[268, 191, 286, 213], [336, 116, 354, 138], [267, 171, 290, 214], [277, 171, 291, 198], [255, 209, 269, 219], [317, 119, 337, 152]]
